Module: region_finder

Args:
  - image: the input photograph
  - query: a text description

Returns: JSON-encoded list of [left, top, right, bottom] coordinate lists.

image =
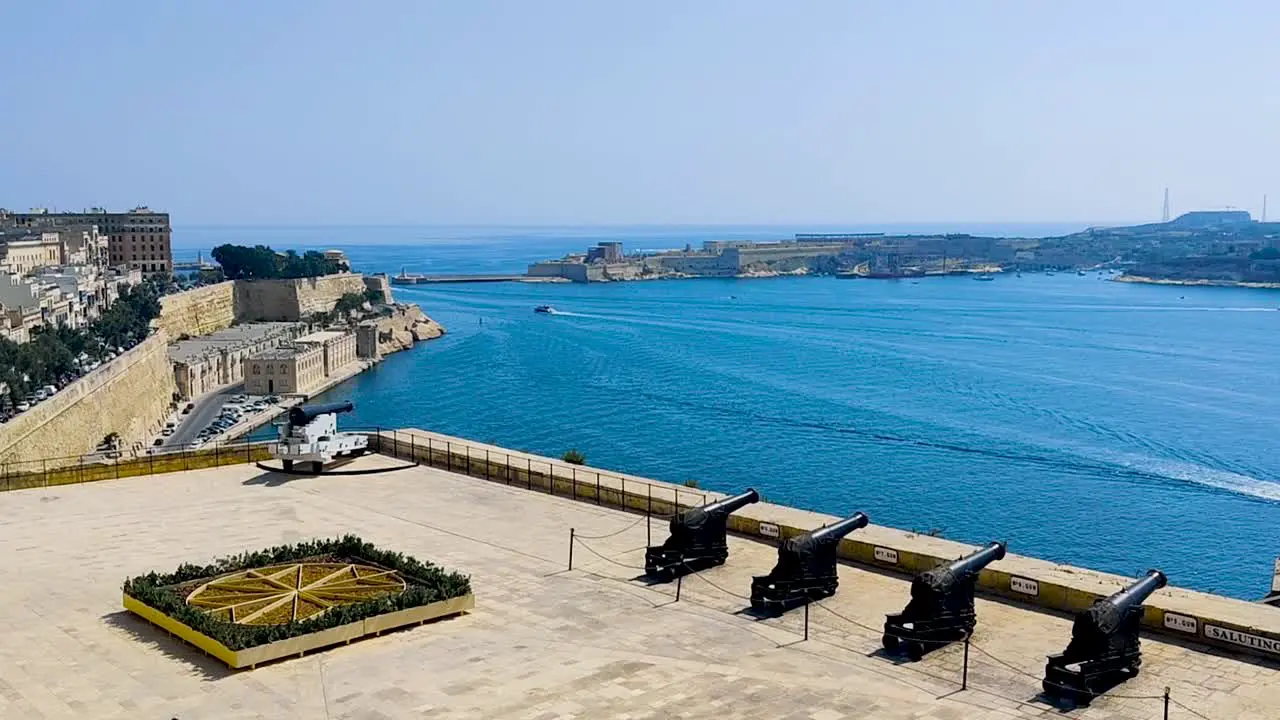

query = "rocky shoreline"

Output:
[[1115, 275, 1280, 290], [374, 303, 446, 355]]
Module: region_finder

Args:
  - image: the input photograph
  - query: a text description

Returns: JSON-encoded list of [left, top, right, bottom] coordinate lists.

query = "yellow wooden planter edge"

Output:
[[123, 592, 475, 669]]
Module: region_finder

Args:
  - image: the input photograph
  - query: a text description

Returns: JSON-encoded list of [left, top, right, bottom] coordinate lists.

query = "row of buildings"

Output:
[[169, 323, 371, 401], [2, 206, 173, 276], [0, 206, 173, 343], [527, 240, 848, 282]]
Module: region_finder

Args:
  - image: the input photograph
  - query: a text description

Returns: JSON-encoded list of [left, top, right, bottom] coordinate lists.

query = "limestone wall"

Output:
[[0, 333, 176, 469], [235, 273, 369, 321], [156, 282, 236, 338], [373, 304, 445, 355]]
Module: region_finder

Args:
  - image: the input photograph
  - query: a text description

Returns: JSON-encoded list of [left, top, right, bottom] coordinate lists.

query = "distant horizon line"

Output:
[[170, 220, 1140, 231]]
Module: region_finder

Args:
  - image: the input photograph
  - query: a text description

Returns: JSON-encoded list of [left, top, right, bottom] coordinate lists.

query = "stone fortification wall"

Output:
[[156, 282, 236, 338], [362, 274, 393, 304], [235, 273, 369, 321], [0, 333, 176, 468]]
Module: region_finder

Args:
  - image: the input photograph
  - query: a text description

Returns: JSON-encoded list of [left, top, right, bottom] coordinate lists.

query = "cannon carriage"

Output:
[[749, 512, 869, 612], [883, 541, 1007, 659], [645, 489, 760, 580], [1043, 569, 1167, 703]]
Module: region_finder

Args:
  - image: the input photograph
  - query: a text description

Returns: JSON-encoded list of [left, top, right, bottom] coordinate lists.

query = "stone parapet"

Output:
[[371, 427, 1280, 663]]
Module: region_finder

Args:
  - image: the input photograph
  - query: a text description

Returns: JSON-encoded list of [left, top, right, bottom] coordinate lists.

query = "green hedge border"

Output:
[[122, 535, 471, 650]]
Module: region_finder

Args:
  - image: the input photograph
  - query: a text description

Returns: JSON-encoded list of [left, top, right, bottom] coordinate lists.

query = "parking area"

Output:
[[154, 390, 285, 451]]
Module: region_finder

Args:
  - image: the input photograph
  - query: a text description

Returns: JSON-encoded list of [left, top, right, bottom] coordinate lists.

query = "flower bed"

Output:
[[122, 535, 472, 668]]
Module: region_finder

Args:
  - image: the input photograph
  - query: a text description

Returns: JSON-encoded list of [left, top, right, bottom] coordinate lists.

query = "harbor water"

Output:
[[179, 226, 1280, 600]]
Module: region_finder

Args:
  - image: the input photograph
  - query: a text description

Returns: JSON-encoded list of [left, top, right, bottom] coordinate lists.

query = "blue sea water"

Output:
[[176, 225, 1280, 600]]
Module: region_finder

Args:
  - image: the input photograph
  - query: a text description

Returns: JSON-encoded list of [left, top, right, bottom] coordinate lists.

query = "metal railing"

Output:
[[0, 426, 714, 521], [364, 428, 711, 519], [0, 436, 273, 493]]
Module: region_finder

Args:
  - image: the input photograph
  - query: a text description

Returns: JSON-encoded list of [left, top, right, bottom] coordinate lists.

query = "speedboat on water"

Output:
[[974, 274, 994, 282], [534, 305, 556, 314]]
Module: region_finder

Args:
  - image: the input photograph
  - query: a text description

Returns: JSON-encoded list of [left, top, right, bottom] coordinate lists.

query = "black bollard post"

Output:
[[962, 634, 970, 690], [676, 574, 682, 602], [568, 528, 575, 571], [1163, 687, 1170, 720], [804, 603, 809, 641]]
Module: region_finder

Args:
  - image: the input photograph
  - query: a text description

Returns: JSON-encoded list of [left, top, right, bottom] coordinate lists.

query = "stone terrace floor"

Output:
[[0, 455, 1274, 719]]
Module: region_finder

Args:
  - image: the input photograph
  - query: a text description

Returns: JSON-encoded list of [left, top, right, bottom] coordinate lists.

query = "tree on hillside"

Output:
[[1249, 246, 1280, 261], [211, 244, 344, 280]]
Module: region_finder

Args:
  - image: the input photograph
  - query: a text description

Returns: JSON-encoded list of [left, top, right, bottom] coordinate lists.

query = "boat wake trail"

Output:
[[631, 390, 1280, 503]]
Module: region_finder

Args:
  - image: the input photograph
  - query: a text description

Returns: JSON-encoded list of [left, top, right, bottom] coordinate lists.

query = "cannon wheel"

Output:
[[282, 460, 293, 471], [904, 640, 925, 661], [882, 633, 900, 652]]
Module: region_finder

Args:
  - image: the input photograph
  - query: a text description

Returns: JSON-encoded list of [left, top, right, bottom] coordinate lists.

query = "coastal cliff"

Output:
[[374, 303, 445, 355]]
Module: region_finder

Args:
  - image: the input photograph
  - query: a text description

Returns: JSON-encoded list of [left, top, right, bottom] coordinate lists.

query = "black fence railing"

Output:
[[364, 428, 711, 520]]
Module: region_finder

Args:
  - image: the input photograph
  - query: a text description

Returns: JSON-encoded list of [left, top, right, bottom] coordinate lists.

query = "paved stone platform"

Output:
[[0, 455, 1274, 719]]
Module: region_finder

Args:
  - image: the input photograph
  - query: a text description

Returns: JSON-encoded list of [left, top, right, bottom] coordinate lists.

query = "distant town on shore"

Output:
[[486, 209, 1280, 287]]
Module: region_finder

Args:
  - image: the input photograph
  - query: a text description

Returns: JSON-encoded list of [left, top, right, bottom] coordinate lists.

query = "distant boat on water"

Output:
[[534, 305, 556, 314], [975, 274, 994, 282]]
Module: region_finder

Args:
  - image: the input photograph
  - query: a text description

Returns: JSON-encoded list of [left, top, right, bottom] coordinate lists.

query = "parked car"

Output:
[[183, 403, 194, 414], [165, 421, 176, 429], [16, 402, 30, 412], [153, 438, 164, 446]]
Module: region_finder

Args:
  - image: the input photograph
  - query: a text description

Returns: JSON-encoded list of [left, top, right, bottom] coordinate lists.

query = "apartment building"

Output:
[[4, 206, 171, 275]]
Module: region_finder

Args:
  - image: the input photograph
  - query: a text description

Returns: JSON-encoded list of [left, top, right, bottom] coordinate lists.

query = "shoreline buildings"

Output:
[[2, 206, 172, 276]]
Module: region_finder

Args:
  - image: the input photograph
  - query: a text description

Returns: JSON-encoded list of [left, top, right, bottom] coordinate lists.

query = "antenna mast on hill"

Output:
[[1162, 188, 1171, 222]]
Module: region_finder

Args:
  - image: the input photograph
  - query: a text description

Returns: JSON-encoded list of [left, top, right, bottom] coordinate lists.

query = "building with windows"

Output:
[[243, 344, 325, 396], [294, 330, 357, 377], [242, 329, 359, 396], [168, 322, 306, 399], [0, 230, 63, 275], [4, 207, 172, 275]]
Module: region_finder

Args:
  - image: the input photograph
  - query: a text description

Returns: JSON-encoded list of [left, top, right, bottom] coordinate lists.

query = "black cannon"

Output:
[[1043, 569, 1167, 703], [750, 512, 869, 612], [645, 489, 760, 580], [288, 401, 354, 428], [883, 541, 1006, 659]]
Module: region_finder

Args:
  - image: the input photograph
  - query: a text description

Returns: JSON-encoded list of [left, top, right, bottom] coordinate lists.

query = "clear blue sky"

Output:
[[2, 1, 1276, 226]]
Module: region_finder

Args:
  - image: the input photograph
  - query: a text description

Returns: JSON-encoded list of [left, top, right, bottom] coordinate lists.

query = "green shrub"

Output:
[[562, 449, 586, 465], [683, 479, 701, 489], [122, 535, 470, 650]]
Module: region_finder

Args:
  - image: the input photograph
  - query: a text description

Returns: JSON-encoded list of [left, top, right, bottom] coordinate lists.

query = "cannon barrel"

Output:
[[288, 401, 355, 427], [697, 488, 759, 517], [808, 512, 869, 544], [1107, 569, 1167, 612], [944, 541, 1007, 579]]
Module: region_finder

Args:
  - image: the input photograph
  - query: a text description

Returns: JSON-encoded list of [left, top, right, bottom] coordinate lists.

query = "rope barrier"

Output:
[[570, 536, 647, 571], [1169, 697, 1215, 720], [966, 641, 1166, 700], [563, 534, 1205, 718], [679, 563, 752, 601], [573, 515, 648, 540]]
